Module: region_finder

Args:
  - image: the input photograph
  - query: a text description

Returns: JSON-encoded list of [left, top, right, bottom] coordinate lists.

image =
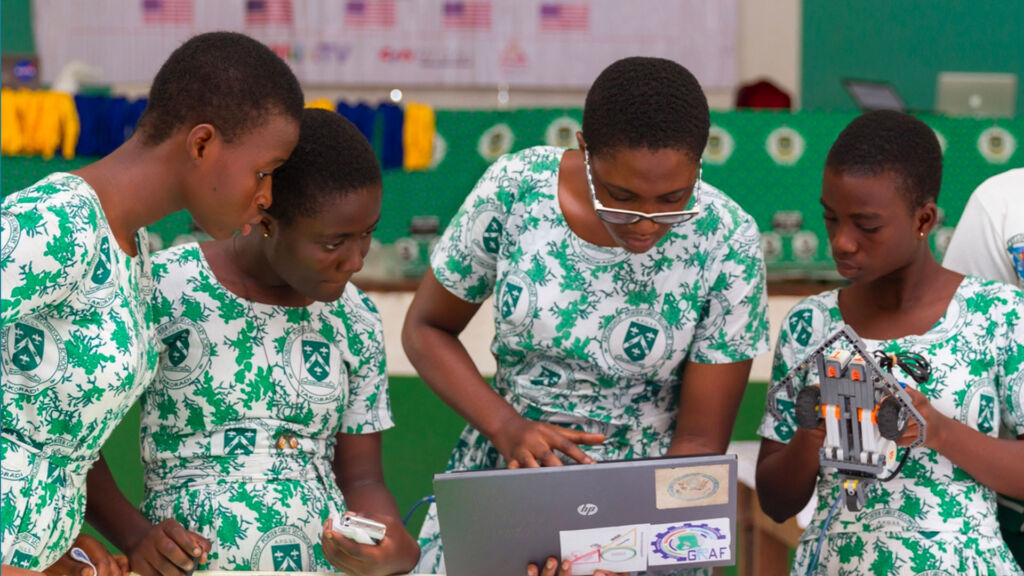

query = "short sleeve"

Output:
[[943, 184, 1016, 284], [1, 181, 100, 324], [340, 288, 395, 434], [757, 309, 804, 444], [690, 206, 770, 363], [997, 288, 1024, 437], [429, 153, 520, 304]]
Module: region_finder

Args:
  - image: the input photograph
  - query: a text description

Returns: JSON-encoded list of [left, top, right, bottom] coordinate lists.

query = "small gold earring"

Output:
[[262, 230, 270, 238], [919, 232, 925, 238]]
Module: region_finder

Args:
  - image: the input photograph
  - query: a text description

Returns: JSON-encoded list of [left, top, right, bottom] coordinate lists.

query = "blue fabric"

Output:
[[377, 102, 404, 170]]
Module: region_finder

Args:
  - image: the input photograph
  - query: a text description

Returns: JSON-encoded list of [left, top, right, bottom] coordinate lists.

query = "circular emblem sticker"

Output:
[[496, 269, 537, 335], [601, 310, 673, 376], [977, 126, 1017, 164], [250, 526, 313, 572], [156, 318, 211, 389], [478, 123, 514, 162], [2, 317, 68, 394], [284, 326, 344, 404], [545, 116, 581, 148], [1, 211, 21, 261], [766, 127, 806, 166], [703, 125, 735, 165], [667, 472, 720, 503]]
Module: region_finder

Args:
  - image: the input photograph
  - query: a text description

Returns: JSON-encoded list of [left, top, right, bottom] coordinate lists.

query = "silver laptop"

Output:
[[433, 454, 737, 576], [936, 72, 1017, 118]]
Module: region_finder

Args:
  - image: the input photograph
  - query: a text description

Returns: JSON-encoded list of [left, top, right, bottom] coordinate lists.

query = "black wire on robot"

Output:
[[766, 325, 930, 512]]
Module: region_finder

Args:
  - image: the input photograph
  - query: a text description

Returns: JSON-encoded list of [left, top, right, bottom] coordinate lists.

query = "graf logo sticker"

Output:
[[977, 127, 1016, 164], [1, 211, 21, 261], [602, 310, 672, 376], [2, 317, 68, 394], [648, 519, 731, 566], [766, 127, 806, 166], [545, 116, 581, 148], [251, 526, 312, 572], [478, 123, 514, 162], [496, 270, 537, 334], [466, 201, 505, 265], [284, 326, 344, 404], [156, 319, 211, 389], [703, 125, 735, 165]]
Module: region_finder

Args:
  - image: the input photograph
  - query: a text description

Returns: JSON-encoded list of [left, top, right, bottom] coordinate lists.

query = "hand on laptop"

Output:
[[526, 556, 625, 576], [493, 416, 605, 468]]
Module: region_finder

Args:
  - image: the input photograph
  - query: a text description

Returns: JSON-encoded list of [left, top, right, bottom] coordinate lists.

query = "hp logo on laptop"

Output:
[[577, 503, 599, 516]]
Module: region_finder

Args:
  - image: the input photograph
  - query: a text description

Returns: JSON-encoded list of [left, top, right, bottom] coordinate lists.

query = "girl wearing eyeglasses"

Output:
[[403, 57, 770, 575]]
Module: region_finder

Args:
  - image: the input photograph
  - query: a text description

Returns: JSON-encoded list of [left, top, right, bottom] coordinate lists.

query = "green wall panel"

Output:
[[802, 1, 1024, 113]]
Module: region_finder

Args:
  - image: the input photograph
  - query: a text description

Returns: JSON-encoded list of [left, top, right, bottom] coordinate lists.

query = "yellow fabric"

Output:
[[0, 90, 80, 159], [305, 98, 335, 111], [403, 101, 435, 171], [0, 89, 24, 155]]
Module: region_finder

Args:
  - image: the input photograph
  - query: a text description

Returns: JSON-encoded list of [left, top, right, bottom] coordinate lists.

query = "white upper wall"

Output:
[[113, 0, 801, 111]]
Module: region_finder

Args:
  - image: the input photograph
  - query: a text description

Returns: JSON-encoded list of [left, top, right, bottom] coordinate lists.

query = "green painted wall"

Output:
[[1, 0, 34, 55], [802, 1, 1024, 113]]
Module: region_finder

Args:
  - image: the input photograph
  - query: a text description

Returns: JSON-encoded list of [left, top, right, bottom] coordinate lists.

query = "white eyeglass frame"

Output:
[[584, 150, 702, 225]]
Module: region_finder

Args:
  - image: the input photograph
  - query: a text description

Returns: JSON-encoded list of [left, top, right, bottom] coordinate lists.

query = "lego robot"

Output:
[[767, 326, 930, 511]]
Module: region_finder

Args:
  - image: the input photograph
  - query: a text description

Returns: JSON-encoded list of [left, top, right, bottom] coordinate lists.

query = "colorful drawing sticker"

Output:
[[647, 518, 732, 566], [559, 524, 648, 575]]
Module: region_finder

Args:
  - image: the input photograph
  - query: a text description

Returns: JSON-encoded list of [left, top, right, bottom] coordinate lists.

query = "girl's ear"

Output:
[[915, 201, 939, 238], [186, 123, 217, 161]]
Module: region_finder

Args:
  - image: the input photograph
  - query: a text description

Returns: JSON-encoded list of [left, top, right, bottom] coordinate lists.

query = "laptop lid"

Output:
[[935, 71, 1017, 118], [433, 453, 737, 576], [842, 78, 907, 112]]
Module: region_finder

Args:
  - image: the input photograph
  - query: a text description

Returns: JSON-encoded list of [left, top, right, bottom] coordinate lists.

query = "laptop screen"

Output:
[[842, 79, 906, 112]]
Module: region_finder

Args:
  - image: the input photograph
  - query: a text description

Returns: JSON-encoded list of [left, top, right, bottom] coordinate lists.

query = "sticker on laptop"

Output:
[[654, 464, 730, 509], [559, 523, 649, 575], [647, 518, 732, 566]]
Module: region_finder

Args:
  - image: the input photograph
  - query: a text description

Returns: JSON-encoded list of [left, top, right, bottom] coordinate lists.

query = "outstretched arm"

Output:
[[402, 271, 603, 467], [85, 455, 209, 576]]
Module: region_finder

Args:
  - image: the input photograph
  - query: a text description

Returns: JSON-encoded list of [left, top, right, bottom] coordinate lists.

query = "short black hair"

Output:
[[825, 110, 943, 209], [136, 31, 304, 145], [582, 56, 710, 160], [266, 108, 382, 225]]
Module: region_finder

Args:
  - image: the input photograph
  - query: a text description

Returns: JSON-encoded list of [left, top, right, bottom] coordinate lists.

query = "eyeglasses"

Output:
[[584, 150, 702, 225]]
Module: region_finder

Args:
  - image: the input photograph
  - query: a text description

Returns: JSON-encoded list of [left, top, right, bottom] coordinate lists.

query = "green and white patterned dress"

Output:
[[140, 243, 394, 571], [416, 147, 770, 573], [758, 278, 1024, 576], [1, 173, 157, 569]]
